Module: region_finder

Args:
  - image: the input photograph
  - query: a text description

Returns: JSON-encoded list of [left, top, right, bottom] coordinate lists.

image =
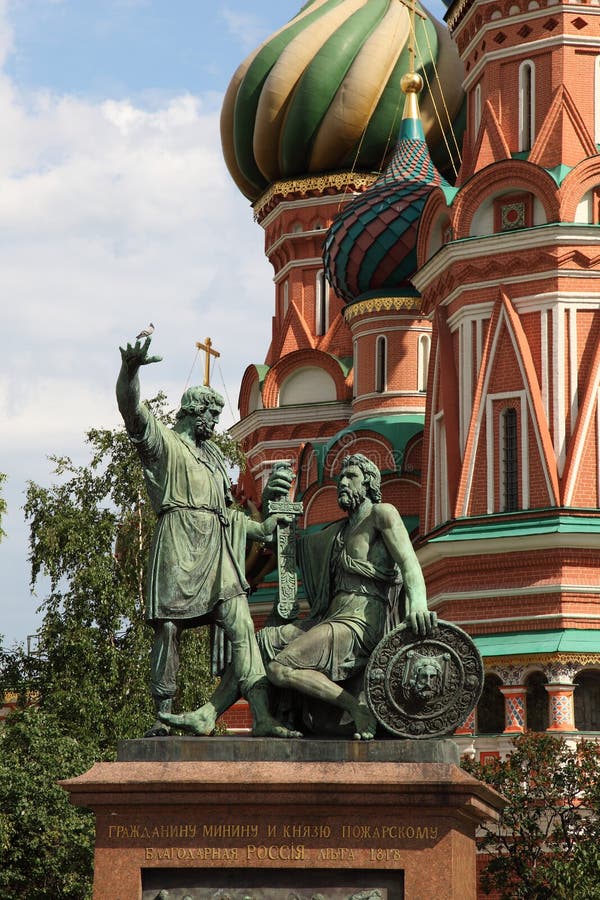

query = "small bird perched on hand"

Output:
[[136, 322, 154, 339]]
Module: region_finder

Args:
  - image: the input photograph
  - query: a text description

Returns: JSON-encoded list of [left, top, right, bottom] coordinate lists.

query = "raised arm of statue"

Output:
[[116, 337, 163, 436], [373, 503, 436, 636]]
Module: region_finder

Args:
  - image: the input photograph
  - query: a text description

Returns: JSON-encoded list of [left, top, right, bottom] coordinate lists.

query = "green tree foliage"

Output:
[[0, 397, 243, 897], [463, 732, 600, 900], [0, 708, 96, 900]]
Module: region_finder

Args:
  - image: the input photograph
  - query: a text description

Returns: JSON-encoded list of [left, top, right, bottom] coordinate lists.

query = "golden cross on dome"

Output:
[[195, 337, 221, 387], [398, 0, 426, 74]]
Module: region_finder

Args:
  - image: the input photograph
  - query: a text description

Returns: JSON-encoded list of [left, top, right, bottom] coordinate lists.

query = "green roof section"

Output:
[[428, 512, 600, 543], [322, 413, 424, 461], [545, 163, 573, 186], [474, 629, 600, 658], [333, 355, 353, 377], [301, 413, 424, 488]]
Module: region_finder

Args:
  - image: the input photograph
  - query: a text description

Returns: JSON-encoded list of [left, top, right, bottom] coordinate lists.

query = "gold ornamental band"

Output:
[[344, 296, 423, 321], [253, 172, 377, 219]]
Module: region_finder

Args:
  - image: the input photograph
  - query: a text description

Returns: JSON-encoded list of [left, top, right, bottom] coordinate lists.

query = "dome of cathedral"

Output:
[[221, 0, 464, 202], [323, 73, 447, 304]]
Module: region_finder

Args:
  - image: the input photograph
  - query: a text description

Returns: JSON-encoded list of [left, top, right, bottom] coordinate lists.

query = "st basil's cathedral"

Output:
[[219, 0, 600, 756]]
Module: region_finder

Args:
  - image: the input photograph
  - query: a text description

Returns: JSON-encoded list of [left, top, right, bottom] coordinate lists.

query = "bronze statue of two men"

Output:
[[117, 339, 436, 741]]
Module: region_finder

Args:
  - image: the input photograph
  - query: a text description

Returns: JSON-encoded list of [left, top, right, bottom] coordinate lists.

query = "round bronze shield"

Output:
[[365, 620, 484, 739]]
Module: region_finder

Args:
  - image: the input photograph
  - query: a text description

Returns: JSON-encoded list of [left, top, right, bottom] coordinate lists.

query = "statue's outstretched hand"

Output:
[[119, 337, 163, 374]]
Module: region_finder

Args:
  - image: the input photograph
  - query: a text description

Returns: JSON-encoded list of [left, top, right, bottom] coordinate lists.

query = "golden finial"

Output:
[[398, 0, 426, 121]]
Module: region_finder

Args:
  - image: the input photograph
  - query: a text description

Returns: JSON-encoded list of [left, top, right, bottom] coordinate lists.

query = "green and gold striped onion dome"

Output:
[[221, 0, 464, 202]]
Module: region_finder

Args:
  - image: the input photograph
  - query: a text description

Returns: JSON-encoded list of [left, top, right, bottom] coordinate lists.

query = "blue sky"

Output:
[[0, 0, 448, 645]]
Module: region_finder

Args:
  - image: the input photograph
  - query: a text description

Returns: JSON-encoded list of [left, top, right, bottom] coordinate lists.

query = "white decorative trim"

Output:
[[412, 226, 600, 293], [418, 530, 600, 566], [353, 391, 425, 401], [460, 320, 471, 454], [463, 34, 600, 92], [425, 345, 440, 530], [515, 292, 600, 312], [282, 279, 289, 317], [352, 323, 431, 337], [475, 318, 484, 373], [518, 59, 536, 153], [569, 306, 578, 435], [375, 335, 387, 394], [564, 363, 600, 504], [229, 402, 352, 442], [428, 583, 600, 604], [447, 302, 495, 331], [451, 613, 600, 625], [273, 257, 324, 282], [267, 229, 329, 257], [474, 82, 482, 138], [554, 305, 567, 477], [260, 192, 361, 230], [541, 308, 549, 421], [418, 334, 431, 393], [451, 0, 600, 44], [315, 268, 329, 336]]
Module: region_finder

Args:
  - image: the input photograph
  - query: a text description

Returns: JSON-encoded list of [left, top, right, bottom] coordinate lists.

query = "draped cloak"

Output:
[[259, 520, 403, 681], [129, 410, 249, 623]]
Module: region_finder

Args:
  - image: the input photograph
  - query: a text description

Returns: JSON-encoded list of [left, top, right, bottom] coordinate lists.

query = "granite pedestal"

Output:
[[61, 738, 504, 900]]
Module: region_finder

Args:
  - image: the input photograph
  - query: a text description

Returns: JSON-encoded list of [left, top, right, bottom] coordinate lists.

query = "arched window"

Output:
[[519, 60, 535, 152], [502, 407, 518, 511], [375, 336, 387, 393], [474, 82, 482, 137], [315, 269, 328, 336], [526, 671, 549, 731], [418, 335, 431, 392], [574, 670, 600, 731], [477, 674, 504, 734], [282, 280, 289, 317]]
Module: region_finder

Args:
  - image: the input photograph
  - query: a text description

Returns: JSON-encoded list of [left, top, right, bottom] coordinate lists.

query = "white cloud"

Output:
[[0, 3, 275, 643], [220, 7, 267, 53]]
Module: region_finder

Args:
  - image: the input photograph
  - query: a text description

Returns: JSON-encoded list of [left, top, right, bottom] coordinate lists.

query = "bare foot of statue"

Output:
[[158, 702, 218, 736], [352, 703, 377, 741], [252, 715, 303, 739]]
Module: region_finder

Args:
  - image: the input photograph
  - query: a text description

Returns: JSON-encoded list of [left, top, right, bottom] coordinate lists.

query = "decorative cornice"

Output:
[[446, 0, 473, 31], [229, 402, 352, 443], [344, 296, 423, 320], [253, 172, 377, 221], [487, 652, 600, 668]]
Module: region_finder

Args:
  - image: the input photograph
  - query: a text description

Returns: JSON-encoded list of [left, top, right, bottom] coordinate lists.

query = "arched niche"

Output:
[[574, 670, 600, 731], [477, 674, 504, 734], [525, 670, 549, 732], [279, 367, 337, 406]]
